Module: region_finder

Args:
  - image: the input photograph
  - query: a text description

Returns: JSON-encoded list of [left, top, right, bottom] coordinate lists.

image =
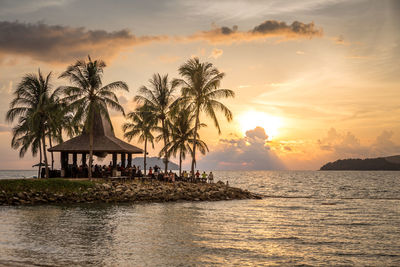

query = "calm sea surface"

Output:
[[0, 170, 399, 266]]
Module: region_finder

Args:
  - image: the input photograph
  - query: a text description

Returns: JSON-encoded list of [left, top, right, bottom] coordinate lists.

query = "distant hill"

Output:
[[320, 155, 400, 171], [130, 157, 179, 170]]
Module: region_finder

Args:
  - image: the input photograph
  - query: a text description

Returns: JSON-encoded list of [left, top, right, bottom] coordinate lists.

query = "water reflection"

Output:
[[0, 171, 399, 266]]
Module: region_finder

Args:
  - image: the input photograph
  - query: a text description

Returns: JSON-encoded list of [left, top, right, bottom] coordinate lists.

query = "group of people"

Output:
[[68, 163, 144, 178], [146, 166, 214, 183], [180, 170, 214, 183], [66, 162, 215, 183]]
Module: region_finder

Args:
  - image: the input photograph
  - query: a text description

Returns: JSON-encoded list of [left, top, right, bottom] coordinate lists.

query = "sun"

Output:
[[237, 110, 283, 139]]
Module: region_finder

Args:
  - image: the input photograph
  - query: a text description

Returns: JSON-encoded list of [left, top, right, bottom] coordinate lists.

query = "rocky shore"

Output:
[[0, 179, 262, 206]]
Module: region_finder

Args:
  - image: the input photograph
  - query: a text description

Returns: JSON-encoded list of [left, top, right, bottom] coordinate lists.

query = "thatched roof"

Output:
[[48, 111, 143, 154]]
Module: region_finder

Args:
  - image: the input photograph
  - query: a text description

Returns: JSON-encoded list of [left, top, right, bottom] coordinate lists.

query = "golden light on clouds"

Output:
[[237, 110, 283, 139]]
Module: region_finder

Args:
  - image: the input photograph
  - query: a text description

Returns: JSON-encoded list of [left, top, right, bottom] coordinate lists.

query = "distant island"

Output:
[[320, 155, 400, 171]]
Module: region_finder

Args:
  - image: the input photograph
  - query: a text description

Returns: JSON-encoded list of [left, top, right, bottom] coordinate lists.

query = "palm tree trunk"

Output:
[[42, 132, 49, 179], [179, 151, 182, 177], [162, 119, 169, 173], [191, 107, 200, 177], [88, 111, 94, 179], [38, 140, 42, 179], [48, 135, 54, 170], [144, 137, 147, 175]]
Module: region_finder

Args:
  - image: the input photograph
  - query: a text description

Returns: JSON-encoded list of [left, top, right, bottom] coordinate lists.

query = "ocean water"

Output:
[[0, 170, 37, 179], [0, 170, 399, 266]]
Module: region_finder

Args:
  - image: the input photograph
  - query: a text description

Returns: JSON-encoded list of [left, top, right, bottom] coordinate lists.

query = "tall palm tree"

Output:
[[134, 73, 177, 173], [174, 57, 235, 176], [59, 56, 128, 179], [6, 70, 54, 178], [10, 117, 42, 177], [160, 106, 208, 177], [47, 95, 78, 170], [123, 106, 156, 175]]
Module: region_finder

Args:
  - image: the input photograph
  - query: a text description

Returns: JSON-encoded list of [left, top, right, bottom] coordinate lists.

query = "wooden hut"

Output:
[[48, 111, 143, 177]]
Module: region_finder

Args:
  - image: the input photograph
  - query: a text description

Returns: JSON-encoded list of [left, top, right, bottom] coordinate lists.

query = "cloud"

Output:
[[296, 50, 305, 55], [209, 48, 223, 59], [197, 126, 285, 170], [318, 128, 369, 157], [371, 130, 400, 156], [318, 128, 400, 159], [0, 21, 167, 63], [187, 20, 322, 44], [0, 19, 322, 64]]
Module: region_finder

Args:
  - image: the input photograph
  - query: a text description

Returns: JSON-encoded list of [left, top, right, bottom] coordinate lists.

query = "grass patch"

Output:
[[0, 178, 95, 194]]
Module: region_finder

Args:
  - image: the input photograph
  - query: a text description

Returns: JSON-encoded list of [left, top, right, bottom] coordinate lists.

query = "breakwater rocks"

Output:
[[0, 180, 262, 206]]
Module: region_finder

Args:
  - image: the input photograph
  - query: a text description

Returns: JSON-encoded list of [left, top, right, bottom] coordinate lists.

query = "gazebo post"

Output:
[[121, 153, 126, 168], [127, 154, 132, 167], [60, 152, 66, 177], [73, 153, 77, 166], [65, 153, 69, 177], [82, 153, 87, 166], [112, 153, 117, 176]]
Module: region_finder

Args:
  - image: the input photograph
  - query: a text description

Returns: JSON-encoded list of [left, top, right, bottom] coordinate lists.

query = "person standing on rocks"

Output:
[[208, 172, 214, 183]]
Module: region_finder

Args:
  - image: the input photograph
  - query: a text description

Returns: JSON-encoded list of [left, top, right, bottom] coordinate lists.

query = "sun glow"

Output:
[[237, 110, 283, 139]]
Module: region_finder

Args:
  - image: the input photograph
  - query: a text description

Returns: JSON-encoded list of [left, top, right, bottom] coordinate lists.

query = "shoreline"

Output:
[[0, 178, 262, 206]]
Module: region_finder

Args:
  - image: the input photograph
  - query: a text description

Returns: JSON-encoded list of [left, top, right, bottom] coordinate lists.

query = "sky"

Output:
[[0, 0, 399, 170]]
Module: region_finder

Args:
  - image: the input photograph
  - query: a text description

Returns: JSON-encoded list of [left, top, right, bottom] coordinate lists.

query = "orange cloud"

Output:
[[209, 48, 223, 59], [186, 20, 322, 44], [0, 19, 322, 64], [198, 127, 285, 170]]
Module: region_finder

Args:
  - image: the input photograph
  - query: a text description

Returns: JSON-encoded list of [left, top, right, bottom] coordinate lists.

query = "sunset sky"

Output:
[[0, 0, 399, 170]]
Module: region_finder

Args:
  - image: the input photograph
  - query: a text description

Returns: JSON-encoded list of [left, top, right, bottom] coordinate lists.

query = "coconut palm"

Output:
[[134, 73, 177, 173], [45, 94, 77, 170], [160, 106, 208, 177], [6, 70, 54, 178], [173, 57, 235, 176], [123, 106, 156, 175], [59, 56, 128, 179]]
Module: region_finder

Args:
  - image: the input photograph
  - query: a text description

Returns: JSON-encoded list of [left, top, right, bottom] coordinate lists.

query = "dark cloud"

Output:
[[198, 127, 285, 170], [189, 20, 322, 44], [252, 20, 322, 38], [0, 21, 167, 63], [220, 25, 238, 35], [0, 19, 322, 63]]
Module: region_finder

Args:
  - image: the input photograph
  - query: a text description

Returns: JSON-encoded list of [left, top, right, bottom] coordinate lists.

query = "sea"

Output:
[[0, 170, 399, 266]]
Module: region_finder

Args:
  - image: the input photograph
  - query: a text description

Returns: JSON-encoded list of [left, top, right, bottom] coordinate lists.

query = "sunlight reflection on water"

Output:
[[0, 171, 399, 266]]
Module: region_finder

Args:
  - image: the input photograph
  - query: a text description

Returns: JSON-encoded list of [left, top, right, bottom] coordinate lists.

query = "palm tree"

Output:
[[160, 106, 208, 177], [173, 57, 235, 176], [6, 70, 54, 178], [134, 73, 177, 173], [123, 106, 156, 175], [45, 94, 77, 170], [59, 56, 128, 179]]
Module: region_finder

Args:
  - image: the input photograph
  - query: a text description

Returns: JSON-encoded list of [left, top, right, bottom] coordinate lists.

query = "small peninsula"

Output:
[[0, 179, 262, 206], [320, 155, 400, 171]]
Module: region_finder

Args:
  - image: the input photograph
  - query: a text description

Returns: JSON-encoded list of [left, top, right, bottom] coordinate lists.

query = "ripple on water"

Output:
[[0, 171, 400, 266]]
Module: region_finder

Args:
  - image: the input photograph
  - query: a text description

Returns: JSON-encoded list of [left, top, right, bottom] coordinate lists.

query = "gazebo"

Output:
[[49, 111, 143, 177]]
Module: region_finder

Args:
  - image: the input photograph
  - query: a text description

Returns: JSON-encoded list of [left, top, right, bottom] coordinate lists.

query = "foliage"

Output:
[[160, 105, 208, 175], [123, 106, 157, 174], [59, 56, 128, 178], [134, 73, 177, 172], [173, 57, 234, 174], [6, 70, 56, 178]]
